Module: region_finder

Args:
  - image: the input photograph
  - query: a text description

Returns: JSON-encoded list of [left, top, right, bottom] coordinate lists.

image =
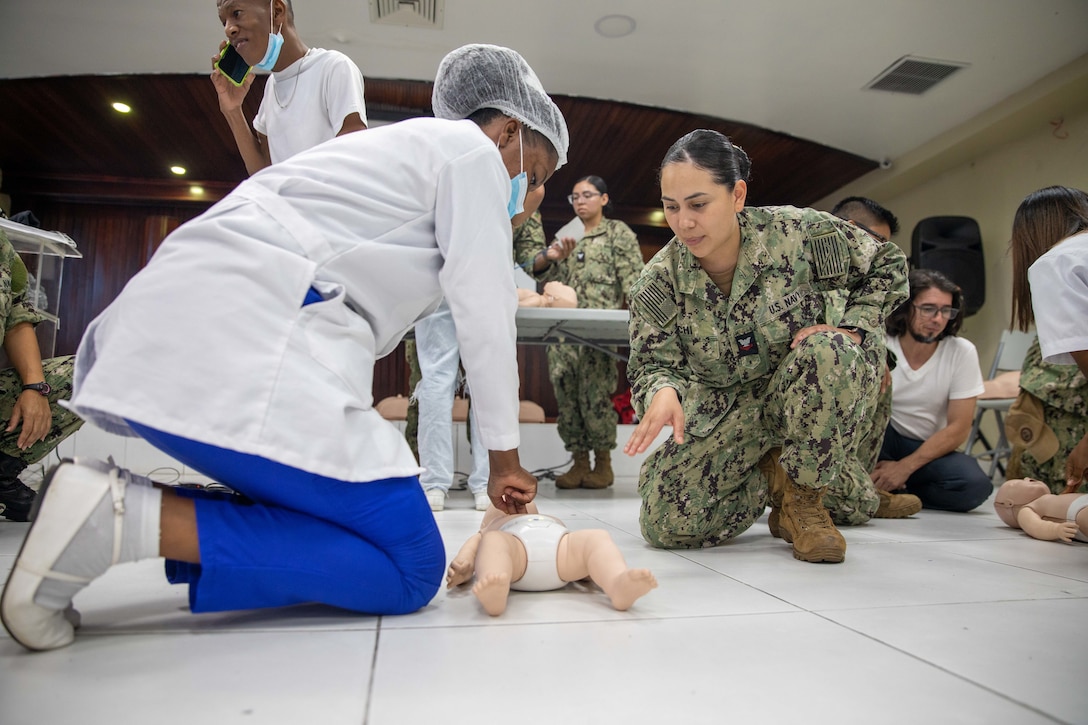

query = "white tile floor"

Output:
[[1, 432, 1087, 724]]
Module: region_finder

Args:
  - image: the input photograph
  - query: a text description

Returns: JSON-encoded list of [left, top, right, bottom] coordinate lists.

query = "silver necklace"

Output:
[[273, 48, 310, 109]]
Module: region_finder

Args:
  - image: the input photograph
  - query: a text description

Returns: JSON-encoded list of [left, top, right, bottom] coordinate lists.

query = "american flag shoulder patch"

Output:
[[810, 231, 848, 279], [635, 280, 677, 329]]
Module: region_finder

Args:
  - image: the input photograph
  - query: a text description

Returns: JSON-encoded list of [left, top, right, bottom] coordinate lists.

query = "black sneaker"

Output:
[[0, 479, 37, 522]]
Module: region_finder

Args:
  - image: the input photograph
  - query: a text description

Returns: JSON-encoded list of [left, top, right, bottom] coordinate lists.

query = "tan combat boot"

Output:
[[873, 488, 922, 518], [582, 450, 614, 489], [778, 479, 846, 563], [759, 448, 785, 538], [555, 452, 591, 489]]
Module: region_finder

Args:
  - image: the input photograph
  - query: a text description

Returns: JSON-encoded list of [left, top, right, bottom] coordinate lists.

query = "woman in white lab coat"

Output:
[[1, 44, 569, 651]]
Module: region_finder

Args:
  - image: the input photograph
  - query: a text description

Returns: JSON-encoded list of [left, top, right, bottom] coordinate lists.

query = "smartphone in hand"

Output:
[[216, 44, 251, 86]]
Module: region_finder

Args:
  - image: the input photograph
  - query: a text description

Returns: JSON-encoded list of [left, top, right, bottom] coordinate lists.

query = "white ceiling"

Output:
[[2, 0, 1087, 163]]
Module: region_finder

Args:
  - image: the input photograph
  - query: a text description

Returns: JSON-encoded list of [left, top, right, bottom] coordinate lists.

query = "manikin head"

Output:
[[993, 478, 1051, 528]]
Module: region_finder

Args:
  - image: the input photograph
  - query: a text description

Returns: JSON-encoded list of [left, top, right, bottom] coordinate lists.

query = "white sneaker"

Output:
[[474, 492, 491, 511], [425, 489, 446, 512], [1, 459, 131, 650]]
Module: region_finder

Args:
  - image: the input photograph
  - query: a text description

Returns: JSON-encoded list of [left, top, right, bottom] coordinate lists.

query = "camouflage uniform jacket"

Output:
[[0, 230, 44, 336], [553, 218, 643, 309], [512, 211, 548, 276], [628, 205, 908, 437]]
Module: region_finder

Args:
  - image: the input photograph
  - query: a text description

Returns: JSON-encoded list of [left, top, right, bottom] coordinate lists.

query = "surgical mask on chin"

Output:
[[254, 0, 284, 71], [505, 129, 527, 219], [255, 30, 284, 71]]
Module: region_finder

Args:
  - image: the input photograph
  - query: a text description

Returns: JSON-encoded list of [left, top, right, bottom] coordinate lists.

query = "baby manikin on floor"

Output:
[[446, 502, 657, 615]]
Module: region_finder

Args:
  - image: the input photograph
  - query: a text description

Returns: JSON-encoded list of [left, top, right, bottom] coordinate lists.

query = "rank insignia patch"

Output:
[[735, 333, 759, 357]]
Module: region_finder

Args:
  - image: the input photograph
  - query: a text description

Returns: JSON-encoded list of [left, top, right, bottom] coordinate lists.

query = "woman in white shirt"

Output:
[[1, 44, 569, 652], [1010, 185, 1088, 493]]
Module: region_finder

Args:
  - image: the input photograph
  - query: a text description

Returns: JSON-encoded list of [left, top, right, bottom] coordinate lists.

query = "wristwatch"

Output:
[[22, 382, 51, 396], [838, 326, 866, 344]]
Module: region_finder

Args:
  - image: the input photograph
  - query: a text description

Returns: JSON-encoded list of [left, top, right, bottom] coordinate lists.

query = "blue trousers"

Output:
[[878, 424, 994, 512], [128, 421, 445, 615]]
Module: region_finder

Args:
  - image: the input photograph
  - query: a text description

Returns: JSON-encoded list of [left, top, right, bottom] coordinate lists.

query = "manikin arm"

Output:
[[446, 533, 482, 588], [1016, 507, 1079, 543]]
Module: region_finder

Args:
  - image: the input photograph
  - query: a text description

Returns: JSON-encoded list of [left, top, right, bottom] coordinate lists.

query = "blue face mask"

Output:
[[506, 129, 528, 219], [254, 1, 284, 71]]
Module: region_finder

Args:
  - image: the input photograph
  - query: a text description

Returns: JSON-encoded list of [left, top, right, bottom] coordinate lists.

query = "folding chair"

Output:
[[964, 329, 1037, 478]]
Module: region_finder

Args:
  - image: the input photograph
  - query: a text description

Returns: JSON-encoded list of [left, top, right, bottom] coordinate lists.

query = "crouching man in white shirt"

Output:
[[872, 269, 993, 512]]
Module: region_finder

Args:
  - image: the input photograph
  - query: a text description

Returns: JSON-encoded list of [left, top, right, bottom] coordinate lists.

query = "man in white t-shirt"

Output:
[[872, 269, 993, 511], [211, 0, 368, 174]]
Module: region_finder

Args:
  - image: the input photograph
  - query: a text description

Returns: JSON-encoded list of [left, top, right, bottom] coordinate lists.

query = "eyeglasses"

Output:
[[854, 222, 889, 244], [568, 192, 601, 205], [913, 304, 959, 320]]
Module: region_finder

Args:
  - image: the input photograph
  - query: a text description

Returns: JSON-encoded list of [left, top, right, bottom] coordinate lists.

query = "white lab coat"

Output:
[[1028, 231, 1088, 366], [69, 118, 521, 483]]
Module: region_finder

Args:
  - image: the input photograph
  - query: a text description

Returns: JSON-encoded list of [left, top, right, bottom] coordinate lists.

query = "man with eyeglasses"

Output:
[[870, 268, 993, 512]]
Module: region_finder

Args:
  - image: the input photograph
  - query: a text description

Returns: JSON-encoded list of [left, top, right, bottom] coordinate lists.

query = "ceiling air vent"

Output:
[[864, 55, 969, 95], [369, 0, 445, 29]]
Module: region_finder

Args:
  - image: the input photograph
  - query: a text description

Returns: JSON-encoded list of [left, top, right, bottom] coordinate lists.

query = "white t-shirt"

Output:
[[1028, 231, 1088, 366], [253, 48, 368, 164], [887, 334, 985, 441]]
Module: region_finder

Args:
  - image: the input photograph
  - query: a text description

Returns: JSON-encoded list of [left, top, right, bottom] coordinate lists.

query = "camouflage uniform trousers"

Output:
[[639, 333, 880, 549], [1007, 404, 1087, 494], [547, 343, 617, 452], [405, 338, 474, 461], [0, 355, 84, 465], [1006, 339, 1087, 493], [405, 340, 420, 460], [855, 376, 893, 474]]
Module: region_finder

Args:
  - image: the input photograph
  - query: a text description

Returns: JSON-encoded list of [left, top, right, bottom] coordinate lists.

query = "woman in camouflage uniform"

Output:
[[548, 176, 644, 489], [623, 130, 908, 563]]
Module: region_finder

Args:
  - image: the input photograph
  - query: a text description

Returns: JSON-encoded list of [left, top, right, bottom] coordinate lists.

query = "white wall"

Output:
[[883, 105, 1088, 371]]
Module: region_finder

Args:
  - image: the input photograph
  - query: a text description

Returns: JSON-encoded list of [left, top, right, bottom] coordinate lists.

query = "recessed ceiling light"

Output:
[[189, 185, 205, 196], [170, 166, 187, 176], [594, 14, 636, 38], [111, 102, 132, 113]]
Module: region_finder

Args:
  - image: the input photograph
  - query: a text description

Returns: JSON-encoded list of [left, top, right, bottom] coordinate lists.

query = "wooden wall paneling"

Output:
[[0, 74, 877, 415], [143, 215, 180, 261], [372, 342, 410, 406]]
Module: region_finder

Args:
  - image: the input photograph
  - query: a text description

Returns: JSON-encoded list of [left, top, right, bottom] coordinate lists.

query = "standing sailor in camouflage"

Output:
[[549, 176, 644, 489], [623, 130, 908, 563], [0, 228, 83, 521], [513, 208, 575, 279]]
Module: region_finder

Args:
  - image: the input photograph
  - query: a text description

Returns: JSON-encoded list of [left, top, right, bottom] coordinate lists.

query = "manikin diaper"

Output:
[[500, 514, 568, 591]]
